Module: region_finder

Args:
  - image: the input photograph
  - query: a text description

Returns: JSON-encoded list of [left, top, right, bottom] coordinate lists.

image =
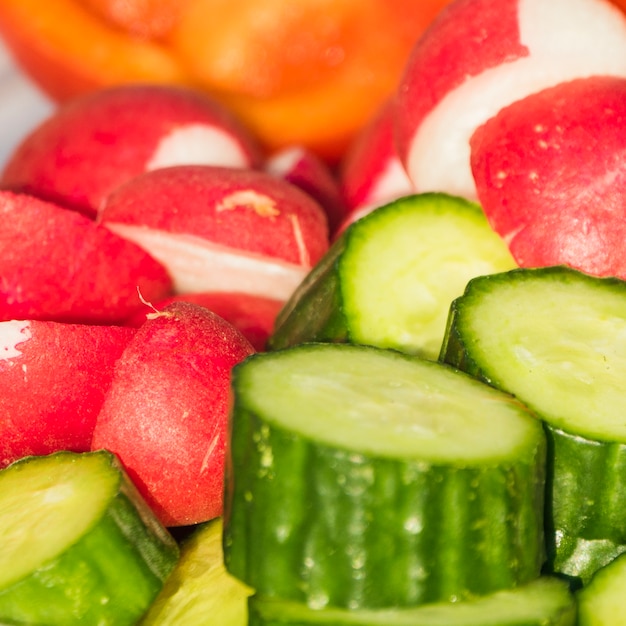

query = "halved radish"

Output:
[[98, 165, 329, 302], [395, 0, 626, 201], [91, 301, 255, 526], [1, 84, 263, 217], [0, 320, 135, 468], [470, 75, 626, 279], [0, 190, 172, 324]]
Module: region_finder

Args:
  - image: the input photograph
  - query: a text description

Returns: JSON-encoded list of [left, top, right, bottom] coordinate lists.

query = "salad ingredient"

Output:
[[338, 99, 414, 226], [440, 266, 626, 584], [0, 450, 179, 625], [1, 84, 262, 218], [577, 552, 626, 625], [99, 164, 330, 302], [265, 146, 348, 236], [126, 292, 283, 351], [91, 301, 254, 527], [0, 190, 172, 324], [0, 0, 451, 160], [394, 0, 626, 201], [270, 193, 516, 359], [470, 75, 626, 280], [247, 576, 576, 626], [140, 518, 251, 625], [0, 320, 135, 469], [224, 343, 546, 609]]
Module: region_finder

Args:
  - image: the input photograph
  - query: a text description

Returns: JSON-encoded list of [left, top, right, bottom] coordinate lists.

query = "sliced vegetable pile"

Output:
[[2, 0, 626, 624]]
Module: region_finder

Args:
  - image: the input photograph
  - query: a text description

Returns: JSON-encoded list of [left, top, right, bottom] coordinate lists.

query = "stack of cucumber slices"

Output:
[[225, 194, 626, 625]]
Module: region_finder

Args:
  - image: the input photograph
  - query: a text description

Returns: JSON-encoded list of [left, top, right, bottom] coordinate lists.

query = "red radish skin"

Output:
[[126, 291, 283, 351], [265, 146, 348, 235], [92, 301, 254, 527], [470, 75, 626, 279], [1, 84, 264, 218], [395, 0, 626, 201], [0, 190, 173, 324], [339, 99, 413, 220], [99, 165, 329, 301], [0, 320, 135, 468]]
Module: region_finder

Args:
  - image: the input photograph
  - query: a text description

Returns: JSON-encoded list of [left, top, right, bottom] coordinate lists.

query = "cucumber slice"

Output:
[[439, 266, 626, 584], [140, 518, 252, 625], [269, 192, 516, 359], [248, 577, 576, 626], [224, 343, 546, 610], [577, 552, 626, 625], [0, 450, 179, 626]]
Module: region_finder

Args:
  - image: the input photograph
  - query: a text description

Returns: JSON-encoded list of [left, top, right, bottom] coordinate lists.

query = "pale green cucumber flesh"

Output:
[[224, 343, 546, 609], [140, 518, 252, 625], [440, 266, 626, 442], [270, 193, 515, 359], [577, 552, 626, 625], [248, 577, 576, 626], [0, 450, 179, 626]]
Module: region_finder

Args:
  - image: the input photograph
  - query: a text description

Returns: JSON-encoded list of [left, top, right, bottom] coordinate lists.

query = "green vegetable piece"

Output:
[[440, 266, 626, 585], [224, 343, 546, 609], [577, 552, 626, 625], [269, 192, 515, 359], [0, 450, 179, 626], [140, 518, 251, 625], [248, 577, 576, 626]]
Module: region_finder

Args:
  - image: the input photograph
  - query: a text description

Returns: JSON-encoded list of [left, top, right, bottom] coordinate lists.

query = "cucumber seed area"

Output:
[[236, 344, 540, 464]]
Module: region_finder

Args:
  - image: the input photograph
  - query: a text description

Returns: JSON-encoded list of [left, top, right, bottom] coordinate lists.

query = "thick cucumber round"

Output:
[[0, 450, 179, 626], [270, 192, 515, 359], [140, 518, 251, 625], [577, 552, 626, 625], [224, 343, 546, 610], [439, 266, 626, 585], [248, 577, 576, 626]]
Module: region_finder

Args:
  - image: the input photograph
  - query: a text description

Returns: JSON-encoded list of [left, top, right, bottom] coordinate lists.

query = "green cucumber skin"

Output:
[[269, 237, 349, 351], [544, 426, 626, 587], [224, 407, 546, 610], [0, 453, 179, 626]]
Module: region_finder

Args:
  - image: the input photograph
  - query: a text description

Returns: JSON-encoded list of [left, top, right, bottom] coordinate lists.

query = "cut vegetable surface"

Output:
[[140, 518, 251, 625], [439, 266, 626, 584], [0, 450, 179, 626], [224, 343, 546, 609], [269, 193, 516, 359], [248, 576, 576, 626], [577, 552, 626, 625]]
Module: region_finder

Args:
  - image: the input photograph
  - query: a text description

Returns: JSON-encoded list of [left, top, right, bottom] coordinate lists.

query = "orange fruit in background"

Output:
[[0, 0, 450, 161]]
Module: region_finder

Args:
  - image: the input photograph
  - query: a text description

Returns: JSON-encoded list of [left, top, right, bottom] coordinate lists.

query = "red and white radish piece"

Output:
[[126, 291, 283, 351], [0, 190, 173, 324], [0, 320, 135, 468], [339, 99, 413, 225], [91, 301, 254, 526], [98, 164, 329, 302], [265, 146, 348, 235], [471, 75, 626, 280], [1, 84, 263, 218], [395, 0, 626, 201]]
